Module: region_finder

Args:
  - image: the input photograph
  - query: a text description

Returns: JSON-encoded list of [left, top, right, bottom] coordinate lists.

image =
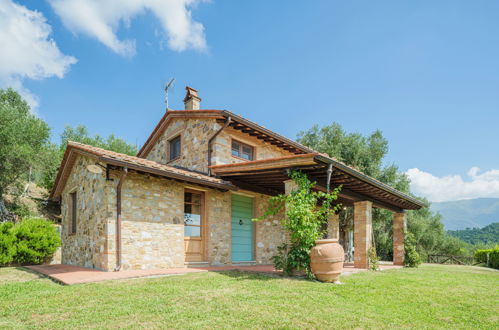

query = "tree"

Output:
[[59, 125, 138, 156], [297, 122, 466, 260], [447, 223, 499, 246], [38, 124, 138, 190], [0, 89, 50, 221]]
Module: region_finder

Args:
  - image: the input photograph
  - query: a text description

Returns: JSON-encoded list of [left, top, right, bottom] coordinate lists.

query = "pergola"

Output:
[[210, 153, 425, 268]]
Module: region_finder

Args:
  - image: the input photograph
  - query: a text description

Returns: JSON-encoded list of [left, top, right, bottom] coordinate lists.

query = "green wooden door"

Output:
[[231, 194, 254, 262]]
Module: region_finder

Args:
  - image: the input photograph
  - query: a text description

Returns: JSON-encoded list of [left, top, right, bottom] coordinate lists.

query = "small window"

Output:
[[169, 135, 181, 160], [184, 191, 202, 237], [70, 192, 77, 235], [231, 140, 254, 160]]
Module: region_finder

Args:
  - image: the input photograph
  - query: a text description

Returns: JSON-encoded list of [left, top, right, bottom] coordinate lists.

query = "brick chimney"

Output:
[[183, 86, 201, 110]]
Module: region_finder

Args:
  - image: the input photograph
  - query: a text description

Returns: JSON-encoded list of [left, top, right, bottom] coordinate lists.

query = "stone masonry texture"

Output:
[[62, 158, 289, 270], [61, 112, 407, 271], [61, 155, 109, 270], [353, 200, 372, 269], [393, 212, 406, 266], [61, 114, 329, 271]]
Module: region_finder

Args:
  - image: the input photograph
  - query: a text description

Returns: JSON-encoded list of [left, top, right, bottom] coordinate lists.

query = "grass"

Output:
[[0, 264, 497, 329]]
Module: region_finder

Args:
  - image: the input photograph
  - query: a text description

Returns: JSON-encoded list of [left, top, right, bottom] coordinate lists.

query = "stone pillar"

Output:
[[327, 212, 339, 240], [284, 179, 298, 195], [353, 201, 372, 269], [393, 212, 406, 266]]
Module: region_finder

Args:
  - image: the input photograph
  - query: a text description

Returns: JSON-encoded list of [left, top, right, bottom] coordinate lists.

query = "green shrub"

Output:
[[475, 247, 499, 269], [404, 231, 421, 268], [0, 222, 16, 265], [490, 250, 499, 269], [474, 249, 492, 264], [7, 200, 33, 219], [368, 246, 380, 271], [256, 171, 341, 278], [12, 218, 61, 265]]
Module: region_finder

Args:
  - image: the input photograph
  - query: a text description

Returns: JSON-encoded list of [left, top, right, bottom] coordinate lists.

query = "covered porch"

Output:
[[210, 153, 425, 269]]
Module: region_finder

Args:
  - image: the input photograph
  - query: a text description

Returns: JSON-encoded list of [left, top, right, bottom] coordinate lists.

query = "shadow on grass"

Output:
[[17, 266, 66, 285], [0, 266, 58, 284], [215, 269, 311, 283], [17, 266, 46, 278]]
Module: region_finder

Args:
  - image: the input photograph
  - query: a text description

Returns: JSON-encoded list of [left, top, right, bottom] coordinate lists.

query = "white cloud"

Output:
[[0, 0, 77, 109], [406, 167, 499, 202], [49, 0, 207, 57]]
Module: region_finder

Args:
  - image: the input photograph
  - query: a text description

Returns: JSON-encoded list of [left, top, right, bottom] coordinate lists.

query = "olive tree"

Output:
[[0, 89, 50, 221]]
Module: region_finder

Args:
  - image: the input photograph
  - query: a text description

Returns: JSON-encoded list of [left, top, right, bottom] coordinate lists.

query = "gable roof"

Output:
[[136, 110, 315, 158], [50, 141, 237, 200]]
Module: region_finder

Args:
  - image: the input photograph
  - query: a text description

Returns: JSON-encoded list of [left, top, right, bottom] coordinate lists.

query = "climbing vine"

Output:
[[255, 171, 341, 277]]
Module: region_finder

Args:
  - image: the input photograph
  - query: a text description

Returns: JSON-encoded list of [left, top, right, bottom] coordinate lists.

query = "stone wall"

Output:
[[61, 155, 109, 270], [206, 189, 232, 265], [146, 118, 295, 171], [253, 193, 287, 264], [61, 159, 290, 270], [212, 127, 293, 165], [203, 190, 287, 265], [146, 118, 220, 173], [113, 172, 185, 270]]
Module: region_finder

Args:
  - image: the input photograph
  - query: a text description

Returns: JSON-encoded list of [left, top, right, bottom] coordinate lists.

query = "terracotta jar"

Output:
[[310, 239, 344, 283]]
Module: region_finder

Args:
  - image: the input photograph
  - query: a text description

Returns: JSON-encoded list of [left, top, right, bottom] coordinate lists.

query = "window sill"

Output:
[[231, 155, 254, 162]]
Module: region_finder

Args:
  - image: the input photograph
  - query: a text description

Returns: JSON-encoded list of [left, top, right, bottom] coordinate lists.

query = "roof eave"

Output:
[[99, 156, 237, 191], [314, 154, 426, 209], [220, 110, 315, 154], [51, 143, 238, 201]]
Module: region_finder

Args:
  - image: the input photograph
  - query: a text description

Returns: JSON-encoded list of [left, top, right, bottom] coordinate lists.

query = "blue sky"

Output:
[[2, 0, 499, 201]]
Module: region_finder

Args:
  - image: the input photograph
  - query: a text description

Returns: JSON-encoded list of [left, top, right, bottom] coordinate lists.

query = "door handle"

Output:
[[239, 219, 243, 225]]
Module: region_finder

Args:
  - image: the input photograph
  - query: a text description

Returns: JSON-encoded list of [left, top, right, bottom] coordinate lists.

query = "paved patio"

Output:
[[25, 263, 402, 285]]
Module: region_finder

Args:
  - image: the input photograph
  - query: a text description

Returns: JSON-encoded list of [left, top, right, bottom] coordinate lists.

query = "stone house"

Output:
[[50, 87, 424, 271]]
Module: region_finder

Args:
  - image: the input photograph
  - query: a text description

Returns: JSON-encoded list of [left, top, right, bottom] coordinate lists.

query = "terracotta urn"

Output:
[[310, 239, 344, 283]]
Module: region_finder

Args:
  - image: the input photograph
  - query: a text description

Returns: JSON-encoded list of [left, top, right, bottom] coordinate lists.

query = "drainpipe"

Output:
[[114, 167, 128, 271], [207, 116, 231, 175], [326, 163, 333, 193]]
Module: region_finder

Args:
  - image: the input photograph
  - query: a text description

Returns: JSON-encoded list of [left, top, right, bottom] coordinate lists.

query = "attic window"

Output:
[[169, 135, 181, 160], [231, 140, 254, 161]]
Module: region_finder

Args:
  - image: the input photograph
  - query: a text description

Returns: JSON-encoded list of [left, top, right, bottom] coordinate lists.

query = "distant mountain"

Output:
[[431, 198, 499, 230]]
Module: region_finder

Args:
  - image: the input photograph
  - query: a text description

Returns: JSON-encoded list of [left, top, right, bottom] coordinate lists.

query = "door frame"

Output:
[[230, 192, 256, 262], [183, 188, 207, 262]]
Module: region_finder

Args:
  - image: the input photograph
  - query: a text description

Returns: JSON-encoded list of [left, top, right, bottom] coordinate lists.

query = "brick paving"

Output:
[[25, 263, 402, 285]]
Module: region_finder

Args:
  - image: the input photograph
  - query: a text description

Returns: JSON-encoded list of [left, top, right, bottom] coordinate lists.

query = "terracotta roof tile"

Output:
[[50, 141, 235, 200], [70, 142, 224, 183]]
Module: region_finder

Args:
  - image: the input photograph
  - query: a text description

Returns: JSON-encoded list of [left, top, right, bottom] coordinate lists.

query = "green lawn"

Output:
[[0, 264, 497, 329]]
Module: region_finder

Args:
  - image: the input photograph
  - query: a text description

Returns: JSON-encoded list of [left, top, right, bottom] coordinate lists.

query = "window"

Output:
[[70, 192, 77, 234], [169, 135, 181, 160], [184, 191, 202, 237], [231, 140, 254, 160]]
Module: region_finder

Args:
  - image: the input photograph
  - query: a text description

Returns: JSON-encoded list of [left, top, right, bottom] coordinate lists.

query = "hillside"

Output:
[[4, 184, 61, 223], [447, 222, 499, 245], [431, 198, 499, 230]]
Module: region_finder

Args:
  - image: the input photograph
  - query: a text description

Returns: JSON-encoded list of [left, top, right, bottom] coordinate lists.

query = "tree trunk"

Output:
[[0, 197, 14, 223]]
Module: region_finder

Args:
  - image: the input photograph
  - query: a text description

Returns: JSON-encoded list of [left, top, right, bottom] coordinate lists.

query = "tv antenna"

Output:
[[164, 78, 175, 110]]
